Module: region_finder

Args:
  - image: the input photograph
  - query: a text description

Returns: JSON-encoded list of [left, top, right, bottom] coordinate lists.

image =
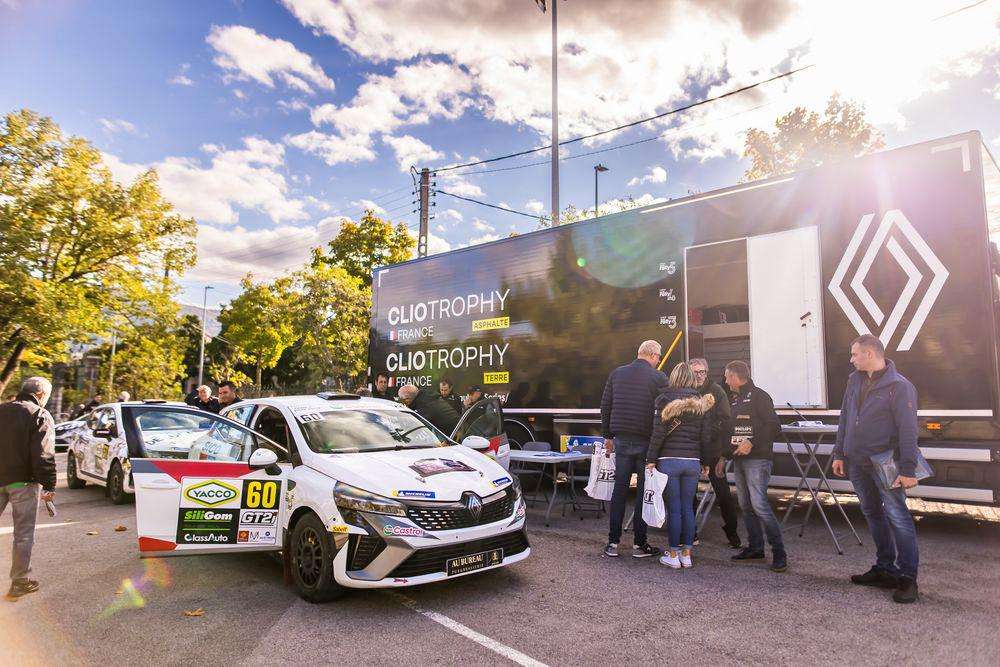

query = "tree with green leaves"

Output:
[[0, 109, 197, 395], [100, 327, 186, 400], [218, 275, 298, 389], [742, 94, 884, 181], [316, 209, 414, 286]]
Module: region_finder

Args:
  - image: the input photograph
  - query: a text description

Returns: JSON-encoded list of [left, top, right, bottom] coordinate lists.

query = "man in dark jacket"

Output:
[[185, 385, 221, 413], [372, 372, 395, 401], [398, 384, 459, 434], [217, 381, 242, 410], [0, 377, 57, 600], [690, 358, 741, 548], [600, 340, 667, 559], [724, 360, 787, 572], [832, 334, 920, 603], [438, 378, 463, 416]]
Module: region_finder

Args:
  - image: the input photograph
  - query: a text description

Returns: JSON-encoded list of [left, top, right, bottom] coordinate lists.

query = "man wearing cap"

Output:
[[463, 385, 484, 412]]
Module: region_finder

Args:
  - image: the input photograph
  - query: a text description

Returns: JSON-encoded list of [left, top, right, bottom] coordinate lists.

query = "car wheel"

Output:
[[66, 452, 86, 489], [290, 512, 345, 603], [107, 462, 128, 505]]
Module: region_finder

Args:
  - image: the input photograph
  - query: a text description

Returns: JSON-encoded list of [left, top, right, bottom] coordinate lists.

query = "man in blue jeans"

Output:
[[600, 340, 667, 558], [832, 334, 920, 604], [724, 361, 787, 573]]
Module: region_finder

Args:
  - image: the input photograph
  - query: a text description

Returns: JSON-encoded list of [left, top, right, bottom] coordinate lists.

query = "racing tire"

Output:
[[290, 512, 346, 603], [107, 462, 128, 505], [66, 452, 86, 489]]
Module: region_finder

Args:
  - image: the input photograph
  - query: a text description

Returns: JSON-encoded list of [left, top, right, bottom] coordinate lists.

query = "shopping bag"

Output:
[[870, 449, 934, 491], [641, 468, 669, 528], [584, 444, 616, 501]]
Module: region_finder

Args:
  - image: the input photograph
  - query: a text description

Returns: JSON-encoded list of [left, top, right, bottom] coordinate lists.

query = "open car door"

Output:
[[450, 397, 510, 470], [121, 404, 290, 557]]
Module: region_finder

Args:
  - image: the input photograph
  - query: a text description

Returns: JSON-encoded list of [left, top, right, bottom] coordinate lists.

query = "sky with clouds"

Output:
[[1, 0, 998, 307]]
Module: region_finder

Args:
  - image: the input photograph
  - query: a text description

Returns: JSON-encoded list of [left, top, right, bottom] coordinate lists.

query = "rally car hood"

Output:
[[312, 445, 511, 502]]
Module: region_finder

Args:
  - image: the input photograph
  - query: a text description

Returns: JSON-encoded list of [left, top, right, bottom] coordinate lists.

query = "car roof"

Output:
[[231, 394, 404, 413], [94, 401, 187, 409]]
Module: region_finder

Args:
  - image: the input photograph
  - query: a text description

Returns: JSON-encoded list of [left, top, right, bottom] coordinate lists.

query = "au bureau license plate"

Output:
[[446, 548, 504, 576]]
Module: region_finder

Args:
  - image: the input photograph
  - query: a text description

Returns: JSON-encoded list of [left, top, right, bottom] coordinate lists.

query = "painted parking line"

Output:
[[385, 591, 548, 667], [0, 522, 75, 536]]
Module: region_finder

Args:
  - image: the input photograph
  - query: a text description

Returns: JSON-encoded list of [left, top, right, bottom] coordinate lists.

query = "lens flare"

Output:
[[98, 558, 173, 619]]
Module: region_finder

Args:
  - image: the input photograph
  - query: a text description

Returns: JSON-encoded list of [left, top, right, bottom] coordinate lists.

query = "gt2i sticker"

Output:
[[239, 509, 278, 526], [176, 508, 238, 544], [242, 480, 280, 509], [409, 458, 475, 477], [392, 489, 436, 499], [184, 480, 240, 508]]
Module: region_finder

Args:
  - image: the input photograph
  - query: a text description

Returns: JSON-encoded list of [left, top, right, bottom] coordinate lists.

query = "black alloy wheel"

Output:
[[107, 462, 128, 505], [289, 512, 345, 603], [66, 452, 86, 489]]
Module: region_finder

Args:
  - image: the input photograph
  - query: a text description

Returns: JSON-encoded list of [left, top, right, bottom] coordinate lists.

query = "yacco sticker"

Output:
[[392, 489, 436, 499], [184, 480, 240, 507], [491, 476, 512, 488], [382, 524, 426, 538]]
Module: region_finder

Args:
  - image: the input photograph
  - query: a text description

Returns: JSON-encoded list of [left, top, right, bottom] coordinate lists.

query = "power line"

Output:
[[434, 189, 548, 220], [432, 63, 814, 174]]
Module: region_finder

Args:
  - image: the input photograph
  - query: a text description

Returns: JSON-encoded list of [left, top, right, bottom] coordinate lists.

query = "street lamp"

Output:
[[197, 285, 213, 386], [535, 0, 559, 226], [594, 164, 609, 218]]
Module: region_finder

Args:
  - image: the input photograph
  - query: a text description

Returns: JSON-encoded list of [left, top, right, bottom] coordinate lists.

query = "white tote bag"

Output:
[[584, 444, 616, 501], [641, 467, 669, 528]]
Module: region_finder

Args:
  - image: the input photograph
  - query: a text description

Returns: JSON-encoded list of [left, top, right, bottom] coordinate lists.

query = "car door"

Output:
[[124, 405, 290, 556], [450, 397, 510, 469], [91, 408, 121, 480], [78, 408, 113, 480]]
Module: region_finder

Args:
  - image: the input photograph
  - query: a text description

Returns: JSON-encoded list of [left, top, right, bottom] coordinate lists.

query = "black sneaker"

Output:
[[5, 579, 39, 601], [731, 547, 765, 561], [725, 531, 742, 549], [893, 577, 919, 604], [603, 542, 619, 558], [850, 567, 899, 589], [770, 550, 788, 573], [633, 543, 662, 558]]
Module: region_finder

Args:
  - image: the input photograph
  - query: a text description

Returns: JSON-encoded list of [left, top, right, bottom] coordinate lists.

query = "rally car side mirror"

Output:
[[461, 435, 490, 450], [249, 448, 281, 475]]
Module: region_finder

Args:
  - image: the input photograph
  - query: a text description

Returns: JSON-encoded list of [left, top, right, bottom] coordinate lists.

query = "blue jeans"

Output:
[[608, 438, 649, 545], [657, 458, 700, 549], [848, 459, 919, 580], [0, 484, 39, 581], [734, 458, 785, 553]]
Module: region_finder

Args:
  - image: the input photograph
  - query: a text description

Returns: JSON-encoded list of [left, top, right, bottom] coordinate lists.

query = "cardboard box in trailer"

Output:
[[369, 131, 1000, 505]]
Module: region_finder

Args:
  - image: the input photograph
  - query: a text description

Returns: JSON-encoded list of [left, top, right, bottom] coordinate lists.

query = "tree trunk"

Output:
[[256, 362, 262, 391], [0, 339, 27, 397]]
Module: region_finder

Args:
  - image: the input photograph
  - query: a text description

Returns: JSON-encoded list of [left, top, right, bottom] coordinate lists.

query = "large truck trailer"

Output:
[[370, 131, 1000, 505]]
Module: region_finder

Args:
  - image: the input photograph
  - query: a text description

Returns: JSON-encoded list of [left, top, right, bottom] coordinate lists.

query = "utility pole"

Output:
[[418, 167, 430, 257], [198, 285, 213, 386], [550, 0, 560, 226], [107, 329, 117, 397]]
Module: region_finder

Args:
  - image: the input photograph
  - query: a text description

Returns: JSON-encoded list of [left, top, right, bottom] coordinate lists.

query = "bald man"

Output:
[[398, 384, 460, 434]]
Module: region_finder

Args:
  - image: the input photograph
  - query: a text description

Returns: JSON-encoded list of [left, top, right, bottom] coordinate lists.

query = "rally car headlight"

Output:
[[334, 483, 407, 517], [510, 475, 522, 502]]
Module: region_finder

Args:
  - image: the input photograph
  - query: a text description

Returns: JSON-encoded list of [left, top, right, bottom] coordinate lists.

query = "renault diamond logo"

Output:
[[463, 492, 483, 521], [829, 210, 949, 352]]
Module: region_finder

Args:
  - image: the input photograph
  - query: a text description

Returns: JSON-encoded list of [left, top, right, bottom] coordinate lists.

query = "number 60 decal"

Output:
[[242, 480, 280, 509]]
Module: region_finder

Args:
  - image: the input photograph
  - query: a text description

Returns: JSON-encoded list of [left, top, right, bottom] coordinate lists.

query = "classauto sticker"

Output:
[[176, 508, 238, 544], [392, 489, 436, 499]]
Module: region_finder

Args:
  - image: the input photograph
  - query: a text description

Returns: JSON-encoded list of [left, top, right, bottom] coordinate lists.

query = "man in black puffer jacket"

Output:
[[600, 340, 667, 559]]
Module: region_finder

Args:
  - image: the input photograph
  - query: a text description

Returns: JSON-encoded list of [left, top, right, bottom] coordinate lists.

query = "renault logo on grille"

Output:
[[463, 492, 483, 521]]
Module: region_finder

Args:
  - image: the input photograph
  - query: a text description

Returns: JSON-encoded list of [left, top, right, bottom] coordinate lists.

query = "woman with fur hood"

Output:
[[646, 362, 716, 569]]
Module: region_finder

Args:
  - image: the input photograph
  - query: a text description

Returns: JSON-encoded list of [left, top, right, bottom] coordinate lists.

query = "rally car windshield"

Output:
[[299, 409, 449, 453]]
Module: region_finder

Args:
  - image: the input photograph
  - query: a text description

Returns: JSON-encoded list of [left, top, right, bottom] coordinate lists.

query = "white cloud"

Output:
[[99, 118, 138, 135], [284, 130, 376, 166], [278, 98, 309, 113], [524, 199, 545, 215], [382, 134, 444, 172], [434, 223, 447, 233], [441, 208, 463, 222], [351, 198, 386, 214], [472, 218, 494, 233], [426, 232, 452, 256], [102, 137, 307, 226], [232, 89, 247, 100], [281, 0, 1000, 161], [188, 215, 345, 283], [207, 25, 335, 95], [169, 63, 194, 86], [498, 202, 512, 210], [436, 169, 483, 198], [627, 165, 667, 187], [468, 233, 500, 246]]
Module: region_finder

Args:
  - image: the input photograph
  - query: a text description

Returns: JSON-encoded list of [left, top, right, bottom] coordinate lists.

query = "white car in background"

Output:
[[131, 393, 526, 602]]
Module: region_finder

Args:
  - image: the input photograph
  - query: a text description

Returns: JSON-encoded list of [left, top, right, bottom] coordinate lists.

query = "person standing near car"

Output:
[[645, 363, 714, 569], [217, 381, 242, 409], [690, 358, 741, 549], [600, 340, 667, 559], [832, 334, 921, 604], [0, 377, 57, 600], [372, 372, 395, 401], [724, 360, 787, 573], [397, 384, 460, 434], [438, 377, 463, 416], [463, 385, 484, 412], [185, 385, 220, 413]]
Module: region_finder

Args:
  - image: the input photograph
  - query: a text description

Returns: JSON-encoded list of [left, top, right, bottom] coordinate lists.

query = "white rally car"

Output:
[[131, 394, 527, 601], [65, 400, 189, 503]]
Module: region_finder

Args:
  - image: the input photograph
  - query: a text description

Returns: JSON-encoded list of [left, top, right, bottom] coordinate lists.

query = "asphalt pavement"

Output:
[[2, 454, 1000, 666]]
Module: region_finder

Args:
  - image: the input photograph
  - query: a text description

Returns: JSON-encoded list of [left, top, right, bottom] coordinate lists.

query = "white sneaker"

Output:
[[659, 551, 681, 569], [680, 549, 693, 568]]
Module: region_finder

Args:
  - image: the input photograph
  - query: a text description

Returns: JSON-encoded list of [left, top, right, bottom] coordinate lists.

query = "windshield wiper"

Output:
[[389, 427, 411, 443]]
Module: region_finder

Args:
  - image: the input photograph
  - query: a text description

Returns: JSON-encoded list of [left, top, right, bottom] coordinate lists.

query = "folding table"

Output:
[[509, 450, 590, 526]]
